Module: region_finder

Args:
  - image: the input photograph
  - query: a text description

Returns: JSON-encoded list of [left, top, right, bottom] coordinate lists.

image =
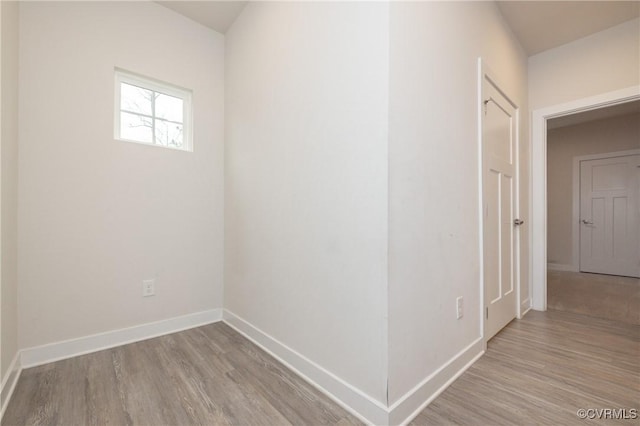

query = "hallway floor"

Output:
[[547, 270, 639, 325], [411, 309, 639, 425]]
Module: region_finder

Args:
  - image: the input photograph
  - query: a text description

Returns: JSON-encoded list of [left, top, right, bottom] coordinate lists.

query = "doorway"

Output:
[[545, 108, 639, 324], [531, 86, 640, 311]]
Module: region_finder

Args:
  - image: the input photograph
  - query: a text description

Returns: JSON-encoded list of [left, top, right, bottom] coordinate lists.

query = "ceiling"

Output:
[[157, 2, 640, 56], [548, 100, 640, 130], [157, 1, 248, 34], [157, 2, 639, 135], [496, 1, 640, 55]]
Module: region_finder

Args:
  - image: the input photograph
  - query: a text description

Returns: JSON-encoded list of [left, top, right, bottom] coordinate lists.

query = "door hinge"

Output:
[[486, 307, 489, 319]]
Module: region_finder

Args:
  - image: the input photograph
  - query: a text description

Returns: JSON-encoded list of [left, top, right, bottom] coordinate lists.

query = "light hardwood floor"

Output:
[[4, 311, 638, 425], [2, 323, 360, 426], [548, 270, 639, 325], [411, 310, 639, 425]]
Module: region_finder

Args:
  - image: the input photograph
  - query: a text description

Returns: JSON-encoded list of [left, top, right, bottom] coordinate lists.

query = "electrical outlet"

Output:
[[142, 279, 155, 297], [456, 296, 463, 319]]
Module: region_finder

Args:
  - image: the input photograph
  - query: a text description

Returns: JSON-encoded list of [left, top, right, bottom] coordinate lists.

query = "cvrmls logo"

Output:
[[577, 408, 638, 420]]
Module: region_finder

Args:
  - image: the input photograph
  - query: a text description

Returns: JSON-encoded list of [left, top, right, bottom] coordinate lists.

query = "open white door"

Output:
[[580, 154, 640, 278], [482, 75, 520, 341]]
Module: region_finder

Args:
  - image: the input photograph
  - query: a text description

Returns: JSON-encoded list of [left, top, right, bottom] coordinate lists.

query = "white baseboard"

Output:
[[223, 310, 485, 426], [388, 338, 484, 425], [0, 352, 22, 421], [222, 309, 388, 425], [520, 298, 532, 317], [21, 309, 223, 368], [547, 263, 576, 272]]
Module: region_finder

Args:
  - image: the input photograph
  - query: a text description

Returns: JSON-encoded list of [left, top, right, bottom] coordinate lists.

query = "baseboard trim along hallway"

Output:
[[20, 309, 223, 368], [222, 309, 387, 425], [0, 352, 22, 420], [389, 339, 484, 425], [223, 309, 484, 425]]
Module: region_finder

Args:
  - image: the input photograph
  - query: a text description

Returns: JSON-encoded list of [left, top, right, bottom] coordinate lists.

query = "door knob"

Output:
[[514, 219, 524, 226], [581, 219, 594, 225]]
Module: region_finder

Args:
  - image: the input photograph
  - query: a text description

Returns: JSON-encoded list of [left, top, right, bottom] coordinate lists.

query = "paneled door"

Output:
[[580, 154, 640, 278], [482, 76, 521, 341]]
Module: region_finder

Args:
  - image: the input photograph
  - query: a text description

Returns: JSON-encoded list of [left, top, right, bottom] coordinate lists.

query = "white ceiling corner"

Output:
[[156, 1, 248, 34]]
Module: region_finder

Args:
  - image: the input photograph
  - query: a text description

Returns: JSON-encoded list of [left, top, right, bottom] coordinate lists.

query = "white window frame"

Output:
[[114, 68, 193, 152]]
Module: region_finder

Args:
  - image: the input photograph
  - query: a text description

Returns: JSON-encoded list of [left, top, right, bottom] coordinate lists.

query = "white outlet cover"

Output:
[[143, 279, 155, 297]]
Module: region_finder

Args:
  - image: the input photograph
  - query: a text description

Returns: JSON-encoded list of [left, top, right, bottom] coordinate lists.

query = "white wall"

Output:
[[1, 0, 19, 385], [225, 2, 531, 421], [225, 1, 389, 406], [547, 112, 640, 266], [388, 0, 529, 412], [18, 2, 224, 349], [529, 18, 640, 110]]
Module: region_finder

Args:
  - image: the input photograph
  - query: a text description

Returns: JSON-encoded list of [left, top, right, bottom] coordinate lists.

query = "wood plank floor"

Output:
[[411, 309, 639, 425], [2, 323, 360, 426], [5, 310, 638, 425]]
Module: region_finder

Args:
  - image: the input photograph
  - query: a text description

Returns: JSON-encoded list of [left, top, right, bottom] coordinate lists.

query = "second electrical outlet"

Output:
[[143, 279, 156, 297]]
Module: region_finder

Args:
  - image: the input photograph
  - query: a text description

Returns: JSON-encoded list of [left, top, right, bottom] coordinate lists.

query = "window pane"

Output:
[[115, 70, 192, 151], [155, 119, 183, 148], [155, 93, 183, 123], [120, 112, 152, 143], [121, 83, 152, 115]]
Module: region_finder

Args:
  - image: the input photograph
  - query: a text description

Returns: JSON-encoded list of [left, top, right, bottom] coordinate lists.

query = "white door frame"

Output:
[[530, 85, 640, 311]]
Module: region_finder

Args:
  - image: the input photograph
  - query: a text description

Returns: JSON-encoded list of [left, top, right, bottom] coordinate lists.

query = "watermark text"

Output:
[[576, 408, 637, 420]]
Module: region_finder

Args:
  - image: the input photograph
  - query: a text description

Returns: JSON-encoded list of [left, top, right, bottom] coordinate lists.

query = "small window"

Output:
[[114, 69, 192, 151]]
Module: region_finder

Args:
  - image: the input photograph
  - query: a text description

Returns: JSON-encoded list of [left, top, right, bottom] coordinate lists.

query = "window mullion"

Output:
[[155, 118, 183, 126], [120, 109, 153, 119]]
